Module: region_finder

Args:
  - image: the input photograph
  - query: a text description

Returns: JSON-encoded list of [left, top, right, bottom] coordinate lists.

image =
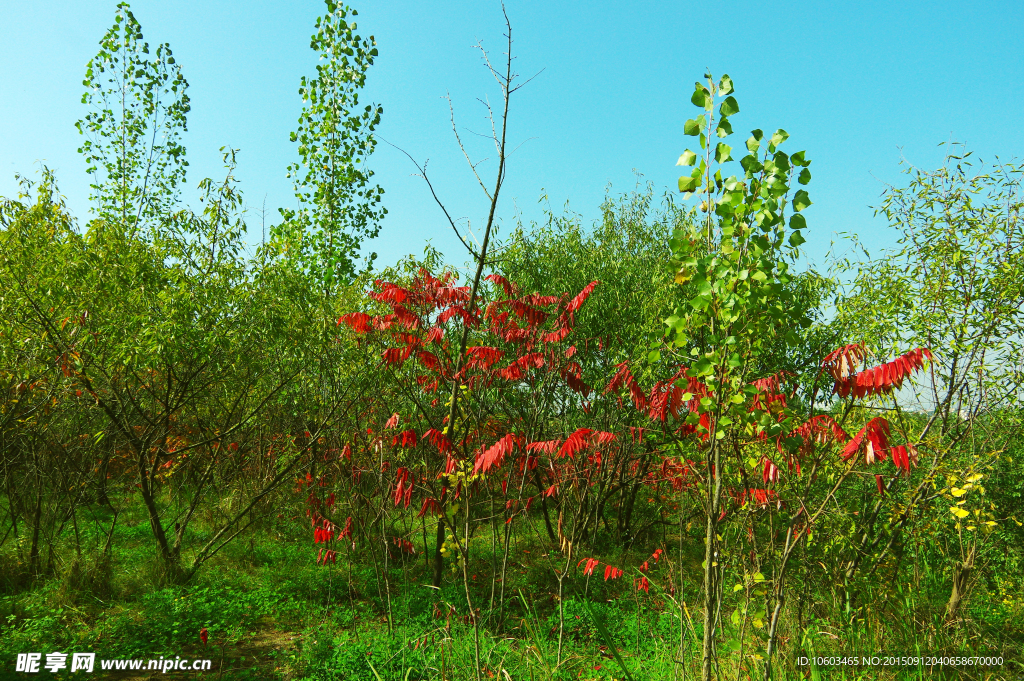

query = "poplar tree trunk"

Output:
[[701, 438, 722, 681]]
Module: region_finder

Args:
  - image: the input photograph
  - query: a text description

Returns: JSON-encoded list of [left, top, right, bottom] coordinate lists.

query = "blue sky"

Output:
[[2, 0, 1021, 274]]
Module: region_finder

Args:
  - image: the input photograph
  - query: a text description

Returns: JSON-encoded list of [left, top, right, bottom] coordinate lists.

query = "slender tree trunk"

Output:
[[136, 449, 182, 581], [763, 528, 794, 681], [701, 439, 722, 681], [432, 518, 445, 589], [28, 489, 42, 577], [535, 468, 557, 541], [945, 543, 976, 622]]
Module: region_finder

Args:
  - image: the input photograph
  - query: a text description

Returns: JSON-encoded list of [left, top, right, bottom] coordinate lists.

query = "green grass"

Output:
[[1, 494, 1021, 680]]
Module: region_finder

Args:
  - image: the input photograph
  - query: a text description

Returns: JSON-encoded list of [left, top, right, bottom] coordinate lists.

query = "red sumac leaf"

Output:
[[473, 433, 520, 476], [559, 428, 594, 458], [382, 346, 413, 367], [567, 281, 600, 313], [485, 273, 517, 296]]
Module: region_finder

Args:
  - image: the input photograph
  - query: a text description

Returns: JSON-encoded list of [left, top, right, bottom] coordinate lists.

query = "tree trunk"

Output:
[[432, 518, 445, 589], [136, 451, 182, 581], [28, 489, 42, 576], [701, 439, 722, 681], [945, 544, 976, 622], [535, 468, 557, 541]]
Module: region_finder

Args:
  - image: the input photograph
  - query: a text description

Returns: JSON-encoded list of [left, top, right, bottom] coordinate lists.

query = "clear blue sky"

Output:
[[2, 0, 1022, 273]]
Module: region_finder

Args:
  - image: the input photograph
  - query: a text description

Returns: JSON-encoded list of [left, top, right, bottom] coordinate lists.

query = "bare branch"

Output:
[[510, 67, 545, 94], [376, 135, 477, 258], [448, 92, 493, 202]]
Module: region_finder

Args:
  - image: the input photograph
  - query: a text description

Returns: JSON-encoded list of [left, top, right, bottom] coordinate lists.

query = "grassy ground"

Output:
[[1, 495, 1021, 681]]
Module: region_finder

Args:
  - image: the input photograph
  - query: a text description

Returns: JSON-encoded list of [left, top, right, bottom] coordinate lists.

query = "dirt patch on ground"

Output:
[[82, 629, 303, 680]]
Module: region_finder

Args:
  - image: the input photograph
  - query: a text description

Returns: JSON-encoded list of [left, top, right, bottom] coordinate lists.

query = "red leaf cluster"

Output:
[[394, 467, 413, 508], [466, 346, 504, 370], [566, 281, 599, 313], [603, 564, 624, 581], [733, 488, 779, 508], [890, 443, 918, 474], [791, 415, 849, 452], [418, 497, 441, 518], [339, 516, 353, 540], [313, 520, 334, 544], [560, 362, 591, 396], [392, 429, 418, 448], [473, 433, 521, 476], [423, 428, 453, 454], [485, 273, 518, 296], [605, 362, 648, 410], [392, 536, 416, 554], [842, 417, 891, 464], [558, 428, 595, 458], [824, 345, 933, 399], [822, 344, 868, 381], [751, 371, 794, 395], [526, 440, 559, 454]]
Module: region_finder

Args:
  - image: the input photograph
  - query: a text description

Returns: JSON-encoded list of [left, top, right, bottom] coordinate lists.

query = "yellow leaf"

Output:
[[950, 487, 967, 497], [950, 506, 970, 519], [965, 473, 983, 483]]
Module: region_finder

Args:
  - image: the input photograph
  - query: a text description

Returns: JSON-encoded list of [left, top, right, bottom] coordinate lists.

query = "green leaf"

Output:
[[770, 129, 789, 148], [692, 84, 712, 109], [678, 175, 700, 193], [792, 190, 812, 212], [684, 116, 705, 136], [773, 151, 790, 173], [789, 213, 807, 231], [790, 150, 808, 166], [718, 74, 734, 96], [720, 96, 740, 117], [746, 136, 760, 154], [714, 143, 733, 164], [716, 117, 733, 138], [740, 155, 762, 174], [798, 168, 811, 185], [788, 230, 806, 247], [677, 150, 697, 166]]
